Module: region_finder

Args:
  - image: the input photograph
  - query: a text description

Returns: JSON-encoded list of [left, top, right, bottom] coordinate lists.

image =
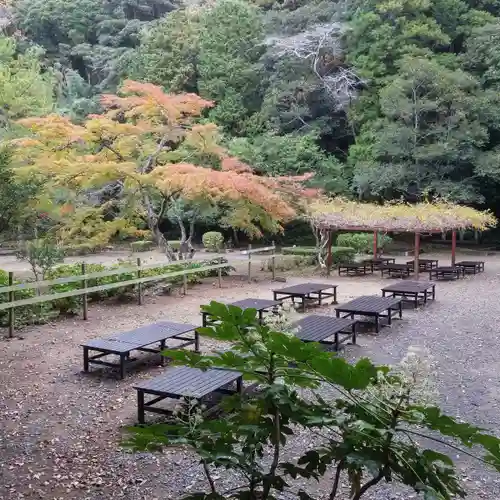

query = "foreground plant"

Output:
[[125, 302, 500, 499]]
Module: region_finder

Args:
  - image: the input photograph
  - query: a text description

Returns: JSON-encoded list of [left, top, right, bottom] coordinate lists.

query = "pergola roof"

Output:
[[310, 199, 497, 233]]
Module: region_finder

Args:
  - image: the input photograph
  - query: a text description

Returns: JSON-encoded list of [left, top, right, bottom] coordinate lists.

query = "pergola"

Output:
[[310, 199, 497, 279]]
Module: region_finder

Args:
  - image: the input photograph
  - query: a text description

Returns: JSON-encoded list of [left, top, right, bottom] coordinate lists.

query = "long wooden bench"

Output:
[[381, 281, 435, 308], [134, 366, 242, 423], [273, 283, 338, 312], [292, 315, 356, 350], [82, 321, 198, 379]]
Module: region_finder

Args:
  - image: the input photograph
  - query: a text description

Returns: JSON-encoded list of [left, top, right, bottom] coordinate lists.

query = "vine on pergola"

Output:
[[309, 198, 497, 267]]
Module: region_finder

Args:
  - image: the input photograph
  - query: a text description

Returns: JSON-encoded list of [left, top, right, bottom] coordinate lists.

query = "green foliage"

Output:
[[336, 232, 392, 254], [16, 239, 65, 280], [0, 36, 54, 125], [202, 231, 224, 252], [125, 302, 500, 499], [130, 240, 154, 253], [261, 254, 313, 271], [281, 245, 356, 264], [63, 243, 102, 256], [0, 148, 41, 237]]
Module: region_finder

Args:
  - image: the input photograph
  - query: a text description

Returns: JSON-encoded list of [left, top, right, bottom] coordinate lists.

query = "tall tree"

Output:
[[12, 81, 314, 256]]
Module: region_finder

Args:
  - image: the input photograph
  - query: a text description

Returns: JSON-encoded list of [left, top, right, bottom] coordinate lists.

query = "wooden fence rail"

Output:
[[1, 261, 229, 337]]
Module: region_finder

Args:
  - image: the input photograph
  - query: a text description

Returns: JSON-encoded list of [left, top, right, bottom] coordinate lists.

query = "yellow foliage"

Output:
[[310, 198, 497, 232]]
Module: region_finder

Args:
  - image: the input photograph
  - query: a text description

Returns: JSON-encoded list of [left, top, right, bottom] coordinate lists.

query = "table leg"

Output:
[[160, 339, 166, 366], [333, 287, 337, 304], [336, 310, 340, 318], [415, 293, 418, 309], [432, 286, 436, 300], [194, 331, 200, 352], [137, 390, 145, 424], [259, 310, 264, 323], [318, 290, 322, 306], [120, 353, 126, 380], [399, 301, 402, 318], [375, 315, 380, 333], [202, 312, 207, 327], [352, 322, 356, 345], [236, 377, 243, 394], [302, 295, 307, 313], [83, 347, 89, 372], [387, 310, 392, 326], [335, 332, 339, 351]]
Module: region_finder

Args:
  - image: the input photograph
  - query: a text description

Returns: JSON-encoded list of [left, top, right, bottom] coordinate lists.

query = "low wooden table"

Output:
[[82, 321, 198, 379], [335, 295, 402, 333], [201, 298, 281, 326], [361, 257, 396, 270], [338, 262, 373, 276], [134, 366, 242, 423], [292, 315, 357, 350], [406, 259, 439, 271], [380, 263, 413, 278], [456, 261, 485, 274], [381, 281, 436, 308], [272, 283, 337, 312], [429, 266, 465, 280]]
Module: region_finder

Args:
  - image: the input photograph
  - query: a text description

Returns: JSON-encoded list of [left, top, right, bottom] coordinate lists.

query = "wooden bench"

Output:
[[429, 266, 465, 280], [456, 261, 485, 274], [292, 315, 356, 350], [380, 263, 413, 278], [361, 257, 395, 270], [406, 259, 439, 271], [272, 283, 338, 312], [338, 263, 373, 276], [82, 321, 198, 379], [201, 298, 282, 326], [381, 280, 436, 308], [335, 295, 402, 333], [134, 366, 242, 423]]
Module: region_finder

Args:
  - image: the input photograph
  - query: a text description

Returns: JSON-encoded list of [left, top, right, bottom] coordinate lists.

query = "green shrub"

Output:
[[64, 243, 101, 256], [330, 246, 356, 265], [130, 240, 154, 253], [168, 240, 182, 251], [281, 246, 317, 257], [261, 255, 313, 272], [202, 231, 224, 252], [281, 246, 355, 265], [336, 232, 393, 254], [16, 239, 65, 280]]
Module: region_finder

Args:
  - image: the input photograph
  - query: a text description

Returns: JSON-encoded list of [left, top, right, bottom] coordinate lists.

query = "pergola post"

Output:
[[451, 230, 457, 266], [373, 231, 378, 258], [414, 232, 420, 280], [326, 230, 333, 276]]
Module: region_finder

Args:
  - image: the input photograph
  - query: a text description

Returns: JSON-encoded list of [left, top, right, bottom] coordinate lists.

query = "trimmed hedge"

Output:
[[202, 231, 224, 251], [261, 255, 313, 272], [336, 233, 392, 254], [0, 258, 233, 328], [130, 240, 154, 252], [281, 246, 355, 265]]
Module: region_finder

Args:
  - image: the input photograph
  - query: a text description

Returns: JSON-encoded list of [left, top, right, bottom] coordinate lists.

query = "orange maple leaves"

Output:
[[13, 80, 317, 239]]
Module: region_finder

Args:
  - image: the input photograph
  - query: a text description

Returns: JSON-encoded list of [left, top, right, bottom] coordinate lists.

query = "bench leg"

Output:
[[352, 322, 357, 345], [83, 347, 89, 372], [334, 332, 339, 351], [336, 310, 340, 318], [333, 287, 337, 304], [399, 301, 403, 318], [415, 293, 418, 309], [119, 353, 126, 380], [137, 390, 145, 424], [375, 315, 380, 333], [387, 310, 392, 326], [159, 340, 166, 366], [318, 290, 322, 306], [195, 331, 200, 353], [236, 376, 243, 394]]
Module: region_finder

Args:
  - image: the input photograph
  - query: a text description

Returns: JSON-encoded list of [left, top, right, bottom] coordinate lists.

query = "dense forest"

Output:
[[2, 0, 500, 247]]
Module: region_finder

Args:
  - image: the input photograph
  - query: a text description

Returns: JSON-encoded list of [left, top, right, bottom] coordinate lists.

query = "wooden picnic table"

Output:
[[380, 263, 413, 278], [291, 315, 356, 350], [82, 321, 198, 379], [429, 266, 465, 280], [201, 298, 281, 326], [338, 262, 374, 276], [456, 261, 485, 274], [134, 366, 242, 423], [335, 295, 402, 333], [272, 283, 337, 312], [406, 259, 439, 271], [361, 257, 396, 270], [381, 280, 436, 308]]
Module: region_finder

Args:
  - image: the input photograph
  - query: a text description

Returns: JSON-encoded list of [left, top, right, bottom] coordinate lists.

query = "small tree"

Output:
[[126, 303, 500, 499], [16, 239, 65, 281]]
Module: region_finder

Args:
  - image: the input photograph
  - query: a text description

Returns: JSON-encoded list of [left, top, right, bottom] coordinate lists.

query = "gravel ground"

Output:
[[1, 255, 500, 499]]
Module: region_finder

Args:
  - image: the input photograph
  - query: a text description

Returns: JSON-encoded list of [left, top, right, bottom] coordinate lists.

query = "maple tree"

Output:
[[11, 80, 314, 257]]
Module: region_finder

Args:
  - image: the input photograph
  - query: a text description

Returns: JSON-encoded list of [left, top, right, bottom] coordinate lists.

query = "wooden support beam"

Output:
[[451, 230, 457, 265], [373, 231, 378, 258], [414, 232, 420, 280]]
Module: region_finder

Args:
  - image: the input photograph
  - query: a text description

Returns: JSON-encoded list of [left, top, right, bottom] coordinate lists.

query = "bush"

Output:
[[64, 243, 101, 256], [261, 255, 313, 272], [202, 231, 224, 252], [281, 246, 355, 265], [16, 239, 65, 280], [336, 232, 393, 254], [168, 240, 182, 251], [130, 240, 154, 253]]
